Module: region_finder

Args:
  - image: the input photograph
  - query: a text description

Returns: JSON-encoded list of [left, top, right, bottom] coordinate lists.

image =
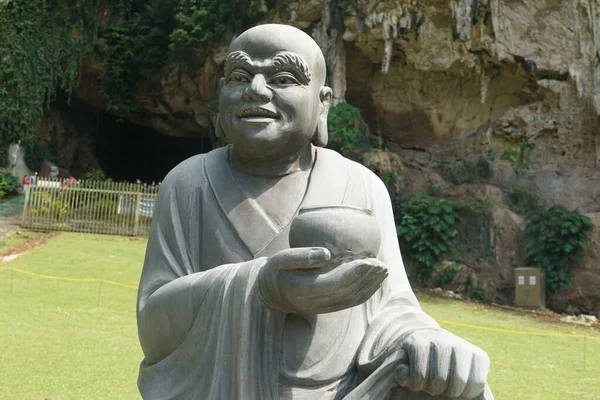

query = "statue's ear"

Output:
[[313, 86, 333, 147], [215, 78, 225, 140], [215, 114, 224, 140]]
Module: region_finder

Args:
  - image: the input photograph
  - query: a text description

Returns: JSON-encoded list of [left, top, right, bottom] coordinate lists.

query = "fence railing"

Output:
[[21, 179, 159, 236]]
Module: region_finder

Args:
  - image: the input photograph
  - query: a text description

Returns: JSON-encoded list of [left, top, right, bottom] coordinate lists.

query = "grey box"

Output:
[[514, 267, 546, 308]]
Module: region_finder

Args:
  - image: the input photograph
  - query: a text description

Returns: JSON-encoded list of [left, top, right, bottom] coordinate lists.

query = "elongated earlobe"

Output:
[[313, 114, 328, 147], [312, 86, 332, 147], [215, 114, 224, 140]]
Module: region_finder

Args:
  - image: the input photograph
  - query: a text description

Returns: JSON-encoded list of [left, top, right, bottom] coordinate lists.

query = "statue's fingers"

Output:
[[471, 383, 494, 400], [403, 334, 431, 393], [274, 247, 331, 271], [424, 339, 452, 396], [461, 348, 490, 399], [443, 347, 471, 398]]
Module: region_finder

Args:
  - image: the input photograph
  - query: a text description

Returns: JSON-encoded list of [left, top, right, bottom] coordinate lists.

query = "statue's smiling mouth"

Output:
[[238, 107, 279, 121]]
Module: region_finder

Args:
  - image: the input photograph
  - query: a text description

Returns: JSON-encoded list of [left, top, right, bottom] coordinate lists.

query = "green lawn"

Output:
[[0, 232, 598, 399]]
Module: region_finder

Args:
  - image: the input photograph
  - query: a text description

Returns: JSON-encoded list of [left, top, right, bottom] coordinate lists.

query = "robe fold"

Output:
[[137, 145, 441, 399]]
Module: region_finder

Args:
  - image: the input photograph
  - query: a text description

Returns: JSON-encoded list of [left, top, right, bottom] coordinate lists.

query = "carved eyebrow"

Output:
[[271, 52, 311, 84], [224, 51, 254, 77], [224, 50, 312, 85]]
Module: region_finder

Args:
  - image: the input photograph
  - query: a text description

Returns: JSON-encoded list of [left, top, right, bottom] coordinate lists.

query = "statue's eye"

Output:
[[270, 73, 299, 86], [229, 71, 251, 83]]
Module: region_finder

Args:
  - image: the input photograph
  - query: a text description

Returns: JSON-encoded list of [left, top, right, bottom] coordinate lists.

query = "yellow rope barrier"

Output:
[[2, 265, 599, 341], [437, 319, 600, 341], [0, 266, 138, 289]]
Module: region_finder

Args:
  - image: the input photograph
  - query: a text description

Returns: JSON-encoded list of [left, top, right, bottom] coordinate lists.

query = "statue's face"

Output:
[[218, 27, 329, 161]]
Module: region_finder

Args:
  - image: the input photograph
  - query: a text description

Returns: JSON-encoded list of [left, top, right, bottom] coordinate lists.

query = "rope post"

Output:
[[583, 334, 587, 371]]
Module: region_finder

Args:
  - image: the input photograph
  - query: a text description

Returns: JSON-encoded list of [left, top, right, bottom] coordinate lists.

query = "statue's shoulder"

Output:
[[161, 146, 227, 192]]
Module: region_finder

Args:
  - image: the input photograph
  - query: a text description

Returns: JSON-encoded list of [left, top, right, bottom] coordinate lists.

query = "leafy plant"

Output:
[[501, 141, 532, 179], [327, 102, 363, 158], [0, 0, 98, 154], [100, 0, 264, 113], [470, 284, 486, 302], [524, 205, 593, 294], [380, 171, 396, 190], [453, 196, 498, 215], [0, 172, 20, 199], [84, 169, 111, 182], [435, 263, 459, 287], [398, 194, 460, 285], [504, 183, 542, 215], [24, 141, 63, 172], [30, 191, 69, 219]]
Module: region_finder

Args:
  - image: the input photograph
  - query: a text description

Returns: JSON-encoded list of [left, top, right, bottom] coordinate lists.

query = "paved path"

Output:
[[0, 215, 22, 240]]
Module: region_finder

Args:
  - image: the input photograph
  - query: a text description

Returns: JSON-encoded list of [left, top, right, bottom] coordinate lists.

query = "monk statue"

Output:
[[136, 24, 494, 400]]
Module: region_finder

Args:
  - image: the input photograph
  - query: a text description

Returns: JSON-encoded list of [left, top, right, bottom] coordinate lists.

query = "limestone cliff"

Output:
[[39, 0, 600, 315]]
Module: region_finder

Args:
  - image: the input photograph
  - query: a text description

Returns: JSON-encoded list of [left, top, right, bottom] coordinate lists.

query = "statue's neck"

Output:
[[230, 144, 315, 177]]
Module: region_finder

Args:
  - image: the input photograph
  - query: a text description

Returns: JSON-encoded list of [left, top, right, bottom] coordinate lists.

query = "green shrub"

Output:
[[398, 194, 460, 285], [30, 192, 69, 219], [453, 196, 498, 215], [470, 284, 486, 302], [0, 172, 20, 199], [0, 0, 98, 147], [327, 102, 363, 157], [95, 199, 118, 215], [524, 205, 593, 294], [501, 141, 532, 179], [84, 169, 111, 182], [435, 263, 459, 287], [504, 184, 542, 215], [100, 0, 263, 113]]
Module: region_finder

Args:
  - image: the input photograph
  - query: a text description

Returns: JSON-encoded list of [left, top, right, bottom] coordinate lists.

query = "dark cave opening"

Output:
[[93, 114, 213, 183]]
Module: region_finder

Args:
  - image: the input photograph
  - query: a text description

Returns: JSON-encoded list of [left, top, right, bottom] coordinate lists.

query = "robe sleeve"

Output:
[[135, 162, 259, 364], [351, 172, 442, 398], [135, 162, 282, 400]]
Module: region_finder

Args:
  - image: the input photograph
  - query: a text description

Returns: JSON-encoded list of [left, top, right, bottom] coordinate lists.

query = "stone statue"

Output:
[[136, 24, 494, 400]]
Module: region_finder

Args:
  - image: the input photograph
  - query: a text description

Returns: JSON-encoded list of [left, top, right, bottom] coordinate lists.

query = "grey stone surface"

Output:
[[136, 24, 493, 400]]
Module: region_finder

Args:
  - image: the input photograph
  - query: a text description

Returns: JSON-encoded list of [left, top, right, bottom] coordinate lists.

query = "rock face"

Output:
[[549, 212, 600, 316], [34, 0, 600, 312]]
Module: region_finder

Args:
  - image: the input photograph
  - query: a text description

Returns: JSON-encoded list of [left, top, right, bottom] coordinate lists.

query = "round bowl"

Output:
[[289, 205, 381, 257]]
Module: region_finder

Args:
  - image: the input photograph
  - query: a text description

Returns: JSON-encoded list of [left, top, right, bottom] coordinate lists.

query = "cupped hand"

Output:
[[257, 247, 388, 315], [395, 329, 491, 399]]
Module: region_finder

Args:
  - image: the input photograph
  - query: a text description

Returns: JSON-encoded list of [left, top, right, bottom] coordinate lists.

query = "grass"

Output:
[[418, 294, 599, 400], [0, 231, 598, 399], [0, 232, 146, 400]]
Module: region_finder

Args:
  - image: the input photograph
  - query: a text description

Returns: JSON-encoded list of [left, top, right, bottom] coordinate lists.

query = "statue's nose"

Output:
[[242, 74, 272, 102]]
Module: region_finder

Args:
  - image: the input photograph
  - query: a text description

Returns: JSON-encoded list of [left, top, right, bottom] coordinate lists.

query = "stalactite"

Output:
[[364, 5, 422, 74], [451, 0, 473, 40], [480, 70, 490, 105]]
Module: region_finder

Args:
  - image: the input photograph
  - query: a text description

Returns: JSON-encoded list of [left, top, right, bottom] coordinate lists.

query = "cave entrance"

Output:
[[93, 114, 212, 183]]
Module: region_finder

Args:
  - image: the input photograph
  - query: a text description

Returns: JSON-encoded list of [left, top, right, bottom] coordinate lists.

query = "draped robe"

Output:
[[136, 145, 441, 399]]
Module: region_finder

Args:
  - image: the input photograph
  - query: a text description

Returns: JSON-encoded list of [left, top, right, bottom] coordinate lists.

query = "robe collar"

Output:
[[205, 145, 349, 257]]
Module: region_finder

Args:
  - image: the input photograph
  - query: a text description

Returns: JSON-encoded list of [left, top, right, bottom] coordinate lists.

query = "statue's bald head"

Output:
[[227, 24, 327, 86]]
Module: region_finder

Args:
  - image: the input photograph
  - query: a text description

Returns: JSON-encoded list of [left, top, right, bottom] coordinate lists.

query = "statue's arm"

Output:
[[135, 169, 261, 365], [357, 175, 492, 399]]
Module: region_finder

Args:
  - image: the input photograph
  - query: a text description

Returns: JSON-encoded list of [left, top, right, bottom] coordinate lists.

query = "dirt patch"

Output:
[[0, 231, 58, 259], [0, 215, 21, 240], [419, 288, 599, 332]]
